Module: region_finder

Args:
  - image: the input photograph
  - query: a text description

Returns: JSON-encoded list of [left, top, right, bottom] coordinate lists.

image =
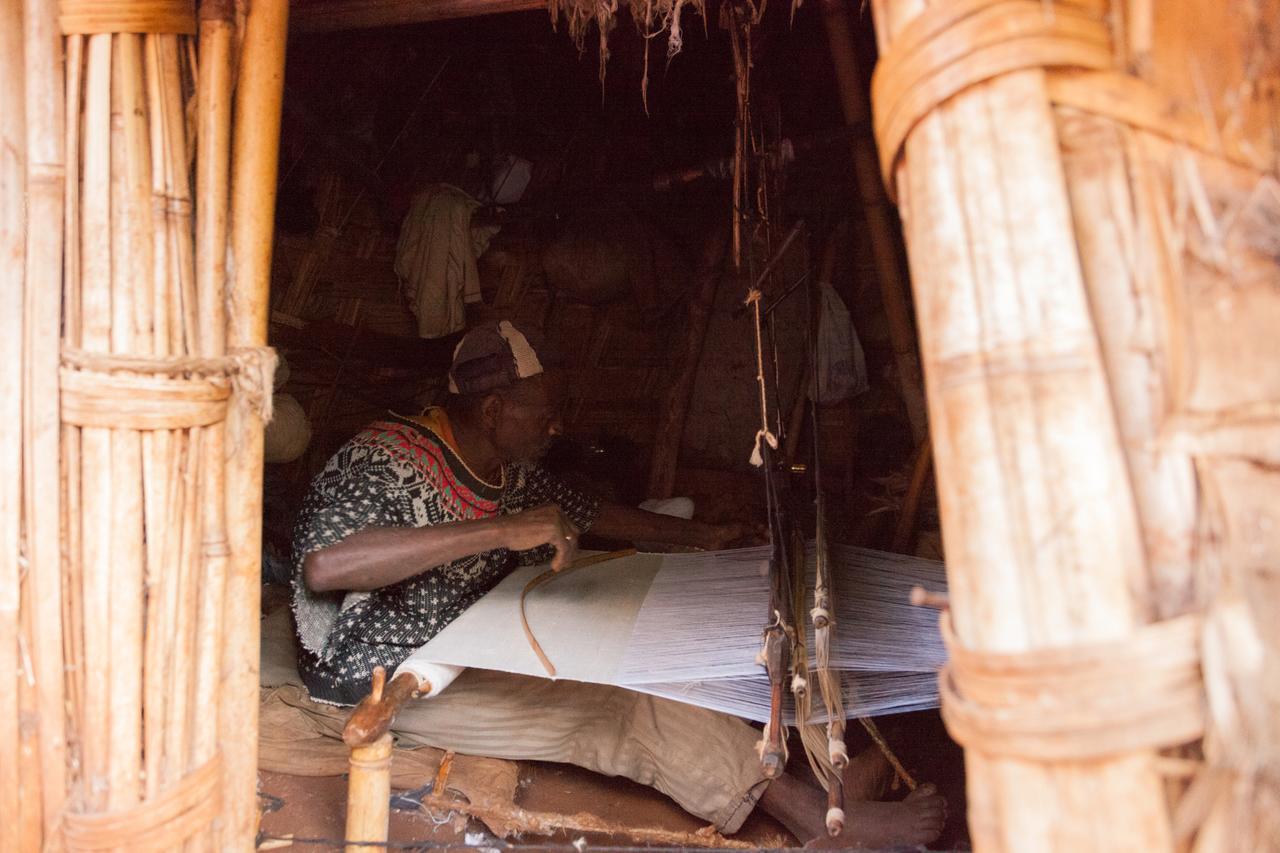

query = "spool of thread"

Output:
[[263, 393, 311, 463]]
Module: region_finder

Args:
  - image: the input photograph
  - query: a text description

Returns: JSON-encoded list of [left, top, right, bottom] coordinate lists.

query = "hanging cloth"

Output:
[[809, 282, 869, 403], [394, 184, 498, 339]]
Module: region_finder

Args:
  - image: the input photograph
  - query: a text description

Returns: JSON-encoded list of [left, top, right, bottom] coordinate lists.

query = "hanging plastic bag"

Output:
[[809, 282, 869, 403]]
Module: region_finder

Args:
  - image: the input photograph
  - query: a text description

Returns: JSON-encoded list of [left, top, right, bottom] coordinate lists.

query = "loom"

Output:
[[388, 543, 947, 724]]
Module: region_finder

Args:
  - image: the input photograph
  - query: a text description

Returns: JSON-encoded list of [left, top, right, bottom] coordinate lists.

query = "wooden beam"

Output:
[[290, 0, 545, 34]]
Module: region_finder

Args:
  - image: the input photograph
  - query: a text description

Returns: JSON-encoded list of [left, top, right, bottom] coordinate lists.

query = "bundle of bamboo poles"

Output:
[[58, 3, 235, 845], [4, 0, 286, 848], [867, 0, 1280, 849]]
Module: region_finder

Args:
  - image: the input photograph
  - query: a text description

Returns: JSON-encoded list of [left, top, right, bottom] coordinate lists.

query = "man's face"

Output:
[[490, 375, 563, 465]]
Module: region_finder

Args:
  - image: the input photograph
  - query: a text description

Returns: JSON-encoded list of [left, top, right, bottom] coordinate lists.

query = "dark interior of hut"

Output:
[[257, 2, 967, 848]]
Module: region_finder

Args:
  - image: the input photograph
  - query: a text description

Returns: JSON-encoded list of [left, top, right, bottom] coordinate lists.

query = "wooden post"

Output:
[[818, 0, 928, 444], [868, 0, 1173, 848], [223, 0, 288, 847], [890, 436, 931, 554], [345, 734, 393, 853], [646, 226, 729, 499], [22, 0, 68, 841]]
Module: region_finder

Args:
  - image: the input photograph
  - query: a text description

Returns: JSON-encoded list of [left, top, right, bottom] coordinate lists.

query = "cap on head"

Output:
[[447, 320, 544, 395]]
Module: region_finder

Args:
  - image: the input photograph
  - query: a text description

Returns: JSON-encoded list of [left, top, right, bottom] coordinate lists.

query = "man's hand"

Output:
[[500, 503, 580, 572]]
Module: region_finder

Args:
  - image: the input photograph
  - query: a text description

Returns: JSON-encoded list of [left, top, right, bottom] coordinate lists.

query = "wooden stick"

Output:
[[818, 0, 928, 444], [1, 1, 26, 844], [646, 226, 729, 499], [23, 0, 69, 836], [890, 436, 932, 554], [344, 734, 393, 853], [222, 0, 288, 845]]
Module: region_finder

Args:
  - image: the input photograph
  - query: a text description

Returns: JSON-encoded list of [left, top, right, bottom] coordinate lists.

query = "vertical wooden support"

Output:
[[868, 1, 1174, 849], [818, 0, 928, 444], [224, 0, 289, 847], [646, 226, 729, 499], [22, 0, 68, 843], [345, 734, 393, 853]]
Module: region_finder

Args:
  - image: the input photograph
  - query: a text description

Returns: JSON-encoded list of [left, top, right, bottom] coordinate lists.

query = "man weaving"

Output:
[[291, 320, 945, 846]]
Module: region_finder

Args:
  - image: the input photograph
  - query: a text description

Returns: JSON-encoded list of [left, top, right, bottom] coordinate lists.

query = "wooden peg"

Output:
[[343, 668, 427, 748]]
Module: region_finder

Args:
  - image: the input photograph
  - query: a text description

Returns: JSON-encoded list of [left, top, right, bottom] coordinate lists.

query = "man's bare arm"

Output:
[[303, 504, 580, 593]]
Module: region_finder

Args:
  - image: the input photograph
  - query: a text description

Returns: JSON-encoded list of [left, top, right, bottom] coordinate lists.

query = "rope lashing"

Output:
[[744, 287, 779, 467], [938, 612, 1205, 761], [869, 0, 1111, 195], [60, 347, 278, 430], [58, 0, 197, 34]]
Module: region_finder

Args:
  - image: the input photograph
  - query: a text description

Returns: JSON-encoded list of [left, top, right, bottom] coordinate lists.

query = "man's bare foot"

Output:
[[842, 744, 894, 802], [805, 783, 947, 849]]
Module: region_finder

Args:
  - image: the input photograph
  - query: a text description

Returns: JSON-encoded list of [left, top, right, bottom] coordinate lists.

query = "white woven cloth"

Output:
[[395, 545, 948, 723]]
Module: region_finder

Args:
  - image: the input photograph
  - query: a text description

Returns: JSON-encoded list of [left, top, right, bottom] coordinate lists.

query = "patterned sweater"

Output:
[[291, 409, 600, 704]]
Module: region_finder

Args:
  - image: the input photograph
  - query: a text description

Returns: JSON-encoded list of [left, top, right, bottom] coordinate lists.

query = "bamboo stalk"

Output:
[[164, 429, 202, 789], [105, 33, 148, 813], [1, 0, 26, 846], [223, 1, 289, 843], [140, 34, 188, 803], [189, 10, 235, 851], [22, 0, 68, 839], [78, 32, 116, 814], [160, 36, 200, 798], [60, 34, 86, 795]]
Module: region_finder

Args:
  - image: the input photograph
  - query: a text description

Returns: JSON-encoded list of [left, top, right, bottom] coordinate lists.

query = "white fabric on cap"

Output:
[[497, 320, 543, 379]]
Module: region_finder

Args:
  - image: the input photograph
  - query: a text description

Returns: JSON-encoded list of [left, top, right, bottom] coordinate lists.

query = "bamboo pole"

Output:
[[105, 32, 149, 813], [189, 19, 234, 853], [23, 0, 68, 840], [1, 1, 27, 847], [60, 33, 86, 798], [818, 0, 928, 445], [868, 1, 1173, 848], [646, 226, 729, 499], [141, 31, 174, 803], [223, 1, 288, 844], [78, 32, 117, 814]]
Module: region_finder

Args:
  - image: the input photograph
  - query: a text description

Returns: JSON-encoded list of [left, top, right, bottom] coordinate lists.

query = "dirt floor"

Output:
[[258, 761, 793, 850], [256, 709, 969, 851]]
